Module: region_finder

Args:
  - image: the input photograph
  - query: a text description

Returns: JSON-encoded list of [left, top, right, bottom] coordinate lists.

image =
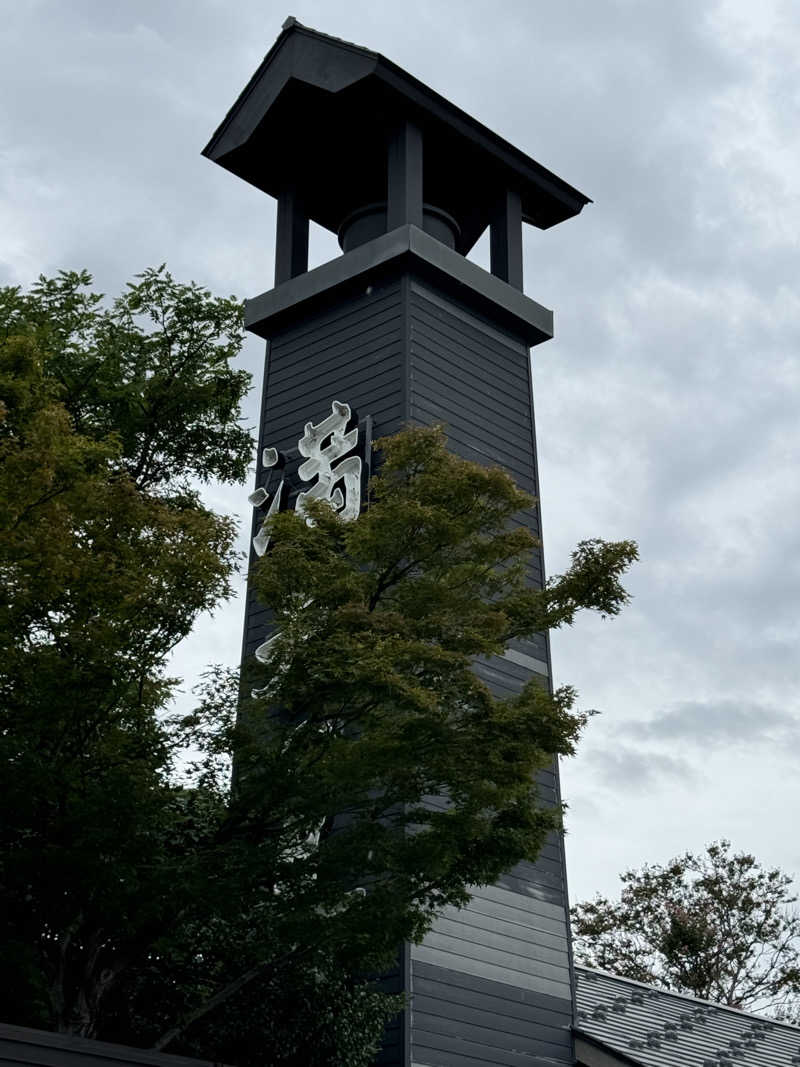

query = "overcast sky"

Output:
[[4, 0, 799, 906]]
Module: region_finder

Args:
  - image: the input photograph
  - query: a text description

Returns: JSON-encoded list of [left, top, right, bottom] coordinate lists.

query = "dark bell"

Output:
[[338, 202, 461, 252]]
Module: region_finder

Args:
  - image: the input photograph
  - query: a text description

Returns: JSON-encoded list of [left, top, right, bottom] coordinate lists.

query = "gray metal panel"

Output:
[[409, 963, 572, 1067], [242, 263, 574, 1065], [407, 276, 573, 1065], [575, 966, 800, 1067]]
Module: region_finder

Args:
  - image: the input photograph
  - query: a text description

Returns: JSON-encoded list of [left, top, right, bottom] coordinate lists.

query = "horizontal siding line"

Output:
[[500, 854, 565, 886], [270, 299, 402, 360], [499, 648, 549, 677], [475, 862, 563, 904], [409, 380, 536, 456], [409, 302, 529, 375], [268, 329, 403, 392], [270, 317, 401, 371], [508, 510, 542, 528], [466, 882, 568, 923], [410, 403, 536, 485], [508, 637, 548, 660], [412, 1009, 569, 1053], [265, 384, 403, 437], [476, 655, 543, 685], [508, 514, 543, 538], [514, 838, 561, 864], [427, 914, 569, 962], [409, 951, 571, 1009], [411, 1001, 568, 1049], [411, 991, 570, 1032], [266, 356, 403, 414], [411, 960, 573, 1017], [412, 1025, 571, 1067], [257, 407, 405, 454], [411, 981, 572, 1030], [270, 288, 402, 351], [492, 639, 551, 663], [266, 360, 404, 410], [409, 321, 529, 393], [405, 413, 535, 486], [505, 857, 564, 885], [410, 349, 533, 427], [269, 316, 404, 377], [411, 1013, 568, 1060], [474, 678, 524, 700], [264, 367, 403, 423], [409, 280, 530, 355], [409, 358, 533, 436], [426, 909, 571, 960], [473, 661, 524, 684], [470, 876, 565, 910], [512, 846, 563, 871], [409, 335, 535, 405], [418, 930, 571, 986]]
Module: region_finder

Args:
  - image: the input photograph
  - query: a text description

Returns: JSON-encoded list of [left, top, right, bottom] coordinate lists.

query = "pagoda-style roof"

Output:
[[202, 17, 591, 255]]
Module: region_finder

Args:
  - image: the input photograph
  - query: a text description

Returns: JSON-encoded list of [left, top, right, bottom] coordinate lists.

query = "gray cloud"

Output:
[[628, 700, 800, 747], [583, 745, 698, 792]]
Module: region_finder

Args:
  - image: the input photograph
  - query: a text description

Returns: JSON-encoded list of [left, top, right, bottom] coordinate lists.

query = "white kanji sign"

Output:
[[295, 400, 362, 524], [249, 400, 363, 563], [249, 446, 284, 556]]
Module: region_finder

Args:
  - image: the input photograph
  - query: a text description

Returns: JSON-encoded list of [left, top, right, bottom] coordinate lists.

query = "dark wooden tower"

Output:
[[204, 18, 590, 1067]]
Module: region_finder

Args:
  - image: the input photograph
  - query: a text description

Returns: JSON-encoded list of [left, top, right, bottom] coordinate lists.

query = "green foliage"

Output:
[[0, 268, 250, 1037], [1, 272, 637, 1065], [109, 428, 634, 1062], [1, 267, 251, 490], [571, 841, 800, 1015], [230, 426, 638, 967]]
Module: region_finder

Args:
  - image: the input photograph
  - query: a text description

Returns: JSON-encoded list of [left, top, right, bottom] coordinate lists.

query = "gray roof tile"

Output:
[[575, 965, 800, 1067]]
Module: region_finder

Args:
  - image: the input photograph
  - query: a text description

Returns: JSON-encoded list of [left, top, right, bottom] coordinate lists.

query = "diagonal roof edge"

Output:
[[202, 16, 377, 161], [202, 16, 591, 228]]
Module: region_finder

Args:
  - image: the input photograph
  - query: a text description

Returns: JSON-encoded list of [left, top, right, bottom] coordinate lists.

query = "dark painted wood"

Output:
[[238, 255, 574, 1067], [387, 120, 424, 230], [202, 19, 591, 249], [490, 188, 523, 291], [275, 187, 309, 285], [245, 225, 554, 347], [401, 272, 574, 1066]]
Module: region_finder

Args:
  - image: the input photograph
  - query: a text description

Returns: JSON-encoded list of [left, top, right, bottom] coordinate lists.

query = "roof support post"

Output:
[[490, 187, 523, 291], [387, 119, 423, 231], [275, 187, 309, 285]]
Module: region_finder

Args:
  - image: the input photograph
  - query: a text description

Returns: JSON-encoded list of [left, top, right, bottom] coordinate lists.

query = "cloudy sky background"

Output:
[[3, 0, 799, 905]]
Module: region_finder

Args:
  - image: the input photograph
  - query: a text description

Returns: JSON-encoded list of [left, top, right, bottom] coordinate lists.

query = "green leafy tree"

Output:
[[99, 427, 636, 1063], [1, 268, 638, 1064], [571, 841, 800, 1016], [0, 267, 250, 1035]]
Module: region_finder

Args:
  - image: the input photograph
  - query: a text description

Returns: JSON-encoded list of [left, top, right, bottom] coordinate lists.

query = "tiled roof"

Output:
[[575, 965, 800, 1067]]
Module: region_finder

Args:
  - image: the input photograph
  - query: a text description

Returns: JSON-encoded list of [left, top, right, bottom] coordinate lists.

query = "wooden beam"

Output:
[[490, 187, 523, 290], [275, 188, 309, 285], [387, 119, 423, 231]]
